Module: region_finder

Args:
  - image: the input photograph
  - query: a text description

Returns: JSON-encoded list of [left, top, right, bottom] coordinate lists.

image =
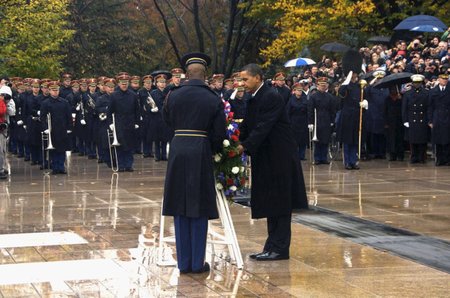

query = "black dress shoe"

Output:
[[345, 165, 353, 170], [118, 168, 125, 172], [98, 159, 104, 164], [154, 158, 160, 162], [142, 154, 151, 158], [125, 168, 134, 172], [249, 251, 266, 259], [312, 161, 321, 165], [321, 161, 330, 164], [192, 262, 210, 273], [179, 268, 191, 274], [352, 165, 360, 170], [24, 157, 30, 161], [88, 155, 97, 159], [255, 252, 289, 261], [17, 154, 24, 158], [31, 161, 39, 165]]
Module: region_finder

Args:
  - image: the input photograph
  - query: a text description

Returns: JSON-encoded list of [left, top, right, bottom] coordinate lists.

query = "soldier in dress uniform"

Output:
[[40, 81, 72, 174], [97, 76, 107, 96], [228, 78, 248, 120], [365, 69, 390, 159], [107, 73, 140, 171], [308, 77, 336, 164], [286, 82, 309, 160], [149, 73, 172, 161], [26, 78, 44, 165], [164, 68, 184, 95], [223, 78, 234, 91], [83, 78, 98, 159], [75, 79, 89, 155], [129, 75, 143, 155], [272, 72, 291, 105], [13, 81, 27, 158], [402, 74, 429, 163], [337, 72, 368, 170], [428, 73, 450, 165], [138, 75, 154, 158], [66, 80, 82, 153], [162, 52, 226, 274], [95, 78, 115, 167], [59, 73, 73, 99]]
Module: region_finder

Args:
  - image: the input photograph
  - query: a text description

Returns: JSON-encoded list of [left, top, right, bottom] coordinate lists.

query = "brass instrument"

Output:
[[46, 113, 55, 150], [143, 91, 156, 112], [41, 113, 54, 173], [99, 112, 107, 121], [87, 93, 96, 109], [358, 79, 368, 159], [312, 108, 318, 142], [107, 113, 120, 172]]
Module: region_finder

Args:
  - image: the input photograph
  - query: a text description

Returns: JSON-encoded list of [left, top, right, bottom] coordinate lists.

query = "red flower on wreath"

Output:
[[227, 178, 234, 186], [228, 150, 236, 158], [231, 134, 239, 142]]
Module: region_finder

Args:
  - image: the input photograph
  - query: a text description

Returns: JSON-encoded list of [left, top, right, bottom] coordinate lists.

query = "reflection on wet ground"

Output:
[[0, 153, 449, 296]]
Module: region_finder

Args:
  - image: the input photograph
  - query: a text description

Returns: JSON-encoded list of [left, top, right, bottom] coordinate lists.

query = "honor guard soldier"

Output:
[[83, 78, 98, 159], [59, 73, 73, 99], [365, 69, 389, 159], [149, 72, 172, 161], [272, 72, 291, 105], [26, 78, 44, 166], [129, 75, 143, 154], [223, 78, 234, 91], [428, 73, 450, 165], [164, 68, 184, 95], [308, 77, 336, 164], [95, 78, 115, 167], [385, 85, 405, 161], [402, 74, 429, 163], [286, 82, 309, 160], [139, 75, 154, 158], [97, 76, 107, 96], [108, 73, 140, 171], [162, 52, 226, 274], [228, 78, 248, 120], [130, 76, 140, 94], [40, 81, 72, 174], [14, 81, 27, 158]]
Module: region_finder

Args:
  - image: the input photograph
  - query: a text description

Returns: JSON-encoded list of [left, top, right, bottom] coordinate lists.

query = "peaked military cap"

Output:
[[181, 52, 211, 69]]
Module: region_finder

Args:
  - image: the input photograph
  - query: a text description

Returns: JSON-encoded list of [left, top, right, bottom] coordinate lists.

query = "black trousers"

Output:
[[410, 143, 427, 162], [435, 144, 449, 165], [263, 214, 292, 256]]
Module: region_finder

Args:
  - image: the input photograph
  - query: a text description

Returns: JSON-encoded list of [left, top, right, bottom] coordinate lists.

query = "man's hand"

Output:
[[134, 124, 139, 129], [237, 144, 244, 154], [80, 119, 86, 125], [109, 124, 114, 131], [17, 120, 23, 126], [403, 122, 409, 128], [43, 129, 50, 134], [360, 99, 368, 109], [151, 107, 159, 113], [429, 123, 433, 129], [67, 130, 72, 134], [308, 124, 314, 132]]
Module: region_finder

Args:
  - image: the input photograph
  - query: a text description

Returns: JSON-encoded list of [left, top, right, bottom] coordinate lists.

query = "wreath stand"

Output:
[[157, 188, 244, 270]]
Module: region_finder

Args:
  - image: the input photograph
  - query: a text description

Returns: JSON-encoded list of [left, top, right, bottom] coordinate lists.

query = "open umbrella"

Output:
[[367, 36, 391, 44], [320, 42, 350, 53], [394, 15, 446, 31], [373, 72, 413, 89], [284, 57, 316, 67], [410, 25, 444, 33]]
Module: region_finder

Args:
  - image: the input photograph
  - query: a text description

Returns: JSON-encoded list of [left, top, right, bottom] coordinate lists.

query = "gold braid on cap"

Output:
[[186, 57, 207, 65]]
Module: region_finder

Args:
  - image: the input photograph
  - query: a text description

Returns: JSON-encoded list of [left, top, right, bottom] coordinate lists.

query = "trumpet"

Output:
[[107, 113, 120, 172], [312, 108, 319, 142], [46, 113, 55, 150], [87, 94, 96, 109], [143, 92, 156, 112]]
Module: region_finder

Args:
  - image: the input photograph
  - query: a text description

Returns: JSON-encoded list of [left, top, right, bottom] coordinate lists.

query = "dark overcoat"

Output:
[[307, 90, 335, 144], [240, 83, 308, 219], [40, 96, 72, 152], [286, 93, 309, 146], [94, 93, 111, 150], [162, 79, 226, 219], [147, 89, 173, 142], [428, 84, 450, 144], [402, 86, 429, 144], [15, 93, 27, 143], [385, 95, 404, 153], [336, 82, 363, 145], [366, 86, 389, 134], [108, 88, 140, 151], [275, 85, 291, 104]]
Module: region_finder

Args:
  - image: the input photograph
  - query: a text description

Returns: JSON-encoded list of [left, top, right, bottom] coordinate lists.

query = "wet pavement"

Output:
[[0, 153, 449, 297]]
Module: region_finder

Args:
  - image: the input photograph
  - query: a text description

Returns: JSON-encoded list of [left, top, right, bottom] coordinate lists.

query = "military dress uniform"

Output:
[[162, 53, 226, 274], [95, 78, 115, 167], [427, 74, 450, 165], [286, 83, 309, 160], [138, 75, 154, 158], [365, 84, 389, 158], [107, 74, 140, 171], [385, 89, 405, 161], [402, 75, 429, 163], [40, 81, 72, 174], [273, 72, 291, 105], [308, 78, 336, 164]]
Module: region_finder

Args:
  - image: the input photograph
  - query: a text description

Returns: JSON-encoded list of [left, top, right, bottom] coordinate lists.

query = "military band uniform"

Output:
[[162, 56, 226, 273], [108, 87, 140, 171], [308, 89, 335, 164], [428, 83, 450, 165], [402, 85, 429, 163], [95, 93, 112, 167], [40, 94, 72, 174], [138, 87, 154, 158], [149, 87, 171, 161]]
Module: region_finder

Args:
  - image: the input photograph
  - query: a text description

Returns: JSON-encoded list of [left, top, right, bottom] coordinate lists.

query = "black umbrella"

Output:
[[367, 36, 391, 44], [394, 15, 446, 31], [320, 42, 350, 53], [151, 70, 172, 80], [373, 72, 413, 89]]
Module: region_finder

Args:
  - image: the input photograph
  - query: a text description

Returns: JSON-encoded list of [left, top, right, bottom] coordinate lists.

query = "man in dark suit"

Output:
[[162, 52, 226, 274], [237, 63, 308, 261], [428, 73, 450, 165]]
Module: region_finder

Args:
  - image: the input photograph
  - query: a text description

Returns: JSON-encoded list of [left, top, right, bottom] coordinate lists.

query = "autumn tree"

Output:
[[0, 0, 73, 78]]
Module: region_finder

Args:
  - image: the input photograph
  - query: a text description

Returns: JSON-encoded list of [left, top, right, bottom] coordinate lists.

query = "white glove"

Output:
[[151, 107, 159, 113], [99, 114, 107, 121], [140, 116, 143, 121], [342, 71, 353, 86], [403, 122, 409, 128], [37, 111, 40, 116], [75, 104, 81, 111], [109, 124, 114, 131], [43, 129, 50, 134], [80, 119, 86, 125], [369, 77, 378, 85], [71, 113, 76, 118], [23, 125, 27, 129], [359, 99, 368, 109], [308, 124, 314, 132], [67, 130, 72, 134], [17, 120, 23, 126], [230, 89, 238, 100], [135, 124, 139, 129]]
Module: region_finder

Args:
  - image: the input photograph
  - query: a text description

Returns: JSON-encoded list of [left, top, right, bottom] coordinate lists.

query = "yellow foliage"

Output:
[[0, 0, 74, 77]]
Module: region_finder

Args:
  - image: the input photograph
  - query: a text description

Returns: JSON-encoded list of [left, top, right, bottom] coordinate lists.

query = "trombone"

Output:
[[107, 113, 120, 172], [41, 113, 55, 172]]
